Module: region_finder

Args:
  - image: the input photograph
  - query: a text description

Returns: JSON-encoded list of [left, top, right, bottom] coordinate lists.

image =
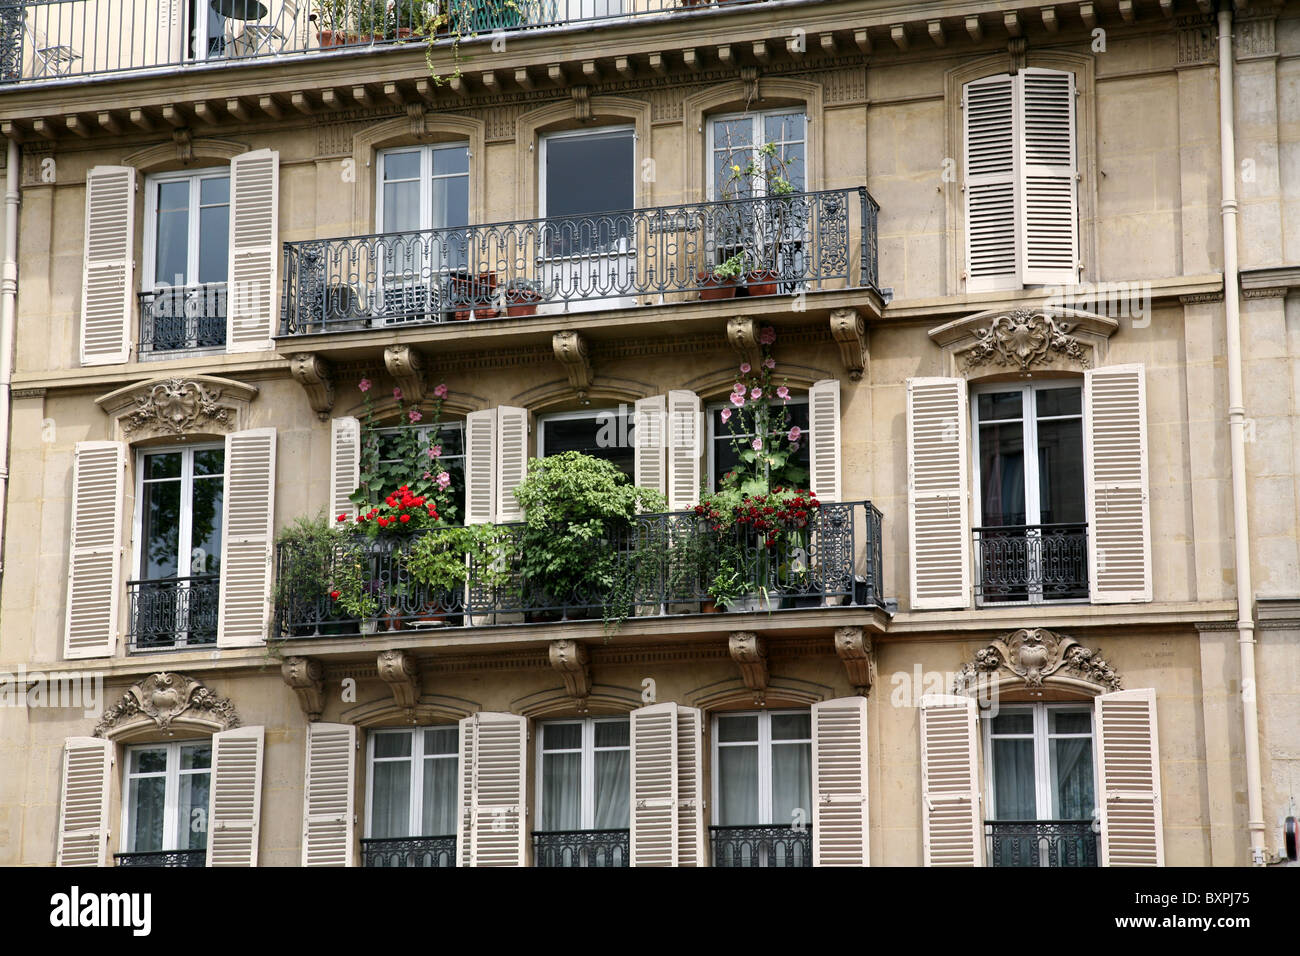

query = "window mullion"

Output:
[[582, 720, 594, 831], [410, 730, 422, 839], [164, 741, 179, 852], [187, 176, 201, 287], [1034, 705, 1051, 820], [759, 712, 772, 824], [178, 449, 194, 578]]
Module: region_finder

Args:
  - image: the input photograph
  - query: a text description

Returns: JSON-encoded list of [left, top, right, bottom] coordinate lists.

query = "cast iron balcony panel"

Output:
[[127, 575, 220, 652], [985, 821, 1099, 868], [532, 829, 629, 867], [972, 524, 1088, 605], [139, 284, 228, 356], [709, 825, 811, 867], [114, 849, 207, 867], [361, 836, 457, 867], [279, 189, 879, 335]]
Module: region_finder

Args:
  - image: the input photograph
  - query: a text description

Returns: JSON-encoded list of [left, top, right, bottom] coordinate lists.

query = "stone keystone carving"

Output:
[[95, 672, 240, 737], [962, 309, 1089, 372], [121, 379, 232, 435], [953, 627, 1122, 694]]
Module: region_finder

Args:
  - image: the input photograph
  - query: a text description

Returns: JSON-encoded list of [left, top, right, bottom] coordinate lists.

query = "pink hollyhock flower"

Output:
[[733, 382, 745, 395], [789, 441, 800, 452], [730, 393, 746, 408], [787, 426, 802, 442], [423, 471, 432, 479], [720, 407, 732, 423], [409, 409, 423, 423], [751, 437, 763, 451], [437, 471, 451, 490], [428, 444, 442, 459], [776, 385, 790, 400], [764, 357, 776, 370], [393, 387, 403, 400], [759, 325, 776, 345], [358, 378, 372, 392], [750, 387, 762, 400], [434, 383, 448, 398], [739, 362, 751, 374]]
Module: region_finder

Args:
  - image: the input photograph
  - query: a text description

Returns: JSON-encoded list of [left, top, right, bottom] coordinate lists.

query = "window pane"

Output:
[[383, 179, 421, 235], [1051, 738, 1095, 819], [991, 738, 1036, 819], [423, 727, 457, 756], [978, 419, 1026, 526], [1049, 711, 1092, 735], [384, 150, 421, 181], [200, 176, 229, 206], [432, 174, 469, 231], [544, 130, 635, 218], [717, 714, 758, 743], [1036, 387, 1081, 418], [771, 742, 811, 826], [1037, 417, 1085, 525], [432, 145, 469, 177], [127, 776, 166, 851], [130, 747, 168, 774], [990, 711, 1033, 735], [373, 733, 412, 759], [155, 181, 189, 286], [713, 118, 754, 199], [421, 757, 458, 836], [146, 451, 182, 480], [193, 448, 224, 477], [540, 751, 582, 830], [142, 479, 181, 579], [180, 742, 211, 770], [771, 712, 810, 741], [190, 476, 223, 576], [977, 391, 1023, 422], [370, 761, 412, 838], [712, 402, 810, 492], [540, 412, 634, 479], [542, 723, 582, 751], [178, 770, 210, 850], [594, 719, 629, 749], [716, 745, 759, 825], [593, 749, 630, 829], [197, 202, 229, 284]]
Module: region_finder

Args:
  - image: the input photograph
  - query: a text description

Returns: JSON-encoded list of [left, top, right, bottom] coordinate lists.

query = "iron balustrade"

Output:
[[985, 820, 1099, 868], [139, 284, 228, 355], [279, 188, 878, 335], [709, 825, 811, 867], [127, 575, 220, 651], [973, 523, 1088, 605], [532, 829, 630, 867], [273, 500, 883, 637], [114, 849, 207, 867], [361, 836, 457, 867]]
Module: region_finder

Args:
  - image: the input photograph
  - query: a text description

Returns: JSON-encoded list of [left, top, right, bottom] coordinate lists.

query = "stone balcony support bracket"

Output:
[[553, 331, 594, 404], [550, 639, 592, 711], [377, 649, 422, 720], [829, 307, 868, 382], [729, 631, 769, 704], [727, 315, 762, 370], [288, 352, 336, 421], [833, 625, 874, 696], [384, 344, 427, 404], [281, 656, 325, 721]]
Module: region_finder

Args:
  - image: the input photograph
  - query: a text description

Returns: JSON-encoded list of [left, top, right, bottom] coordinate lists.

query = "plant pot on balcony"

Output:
[[359, 617, 380, 635], [701, 597, 720, 613], [449, 271, 499, 321], [698, 272, 738, 300], [504, 288, 544, 318], [744, 269, 781, 297], [724, 592, 777, 613], [318, 29, 349, 46]]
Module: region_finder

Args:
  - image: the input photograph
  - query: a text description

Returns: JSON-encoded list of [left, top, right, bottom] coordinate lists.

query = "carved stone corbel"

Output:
[[571, 85, 591, 122], [173, 127, 193, 164], [288, 352, 335, 421], [281, 657, 325, 721], [829, 308, 867, 382], [1008, 36, 1027, 74], [726, 315, 762, 370], [377, 649, 421, 718], [407, 102, 427, 138], [553, 331, 594, 403], [833, 626, 874, 696], [550, 640, 591, 711], [739, 65, 760, 102], [384, 344, 426, 404], [729, 631, 768, 703]]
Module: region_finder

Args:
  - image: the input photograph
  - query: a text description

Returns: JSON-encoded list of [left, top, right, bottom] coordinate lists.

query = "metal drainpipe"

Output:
[[1217, 6, 1267, 866], [0, 137, 18, 578]]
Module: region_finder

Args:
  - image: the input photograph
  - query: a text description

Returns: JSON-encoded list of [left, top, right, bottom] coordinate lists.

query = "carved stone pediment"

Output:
[[953, 628, 1122, 695], [928, 307, 1118, 379], [94, 672, 240, 738], [96, 375, 258, 441]]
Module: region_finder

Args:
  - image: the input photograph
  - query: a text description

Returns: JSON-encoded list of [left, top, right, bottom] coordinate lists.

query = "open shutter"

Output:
[[1084, 365, 1151, 602], [330, 416, 361, 520], [633, 395, 667, 501], [56, 737, 112, 866], [906, 378, 970, 609], [919, 694, 983, 866], [207, 725, 265, 867], [676, 705, 706, 866], [457, 712, 527, 866], [963, 75, 1017, 292], [495, 406, 529, 523], [811, 696, 869, 866], [65, 441, 125, 659], [667, 389, 702, 511], [464, 409, 497, 525], [217, 427, 277, 647], [1018, 68, 1078, 285], [80, 166, 135, 366], [630, 702, 679, 866], [1096, 688, 1164, 866], [809, 378, 842, 501], [301, 722, 357, 867], [226, 148, 280, 352]]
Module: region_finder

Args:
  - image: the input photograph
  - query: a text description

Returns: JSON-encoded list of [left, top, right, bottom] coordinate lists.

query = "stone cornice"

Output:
[[1240, 265, 1300, 294]]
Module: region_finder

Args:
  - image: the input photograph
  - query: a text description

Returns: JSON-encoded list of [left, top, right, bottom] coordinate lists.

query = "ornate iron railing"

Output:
[[139, 284, 228, 355], [532, 829, 629, 867], [0, 0, 826, 86], [127, 575, 220, 652], [361, 836, 457, 868], [985, 820, 1099, 868], [279, 188, 878, 335], [709, 825, 811, 867], [973, 523, 1088, 604], [114, 849, 207, 867], [273, 500, 883, 637]]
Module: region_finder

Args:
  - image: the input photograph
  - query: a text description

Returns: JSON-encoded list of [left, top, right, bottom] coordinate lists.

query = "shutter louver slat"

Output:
[[1096, 689, 1164, 866], [963, 76, 1017, 290], [633, 395, 667, 501], [666, 390, 702, 511], [465, 409, 497, 525], [226, 149, 280, 353], [808, 379, 842, 502], [302, 723, 357, 866], [65, 442, 126, 659], [919, 695, 982, 867], [906, 378, 970, 609], [459, 713, 527, 866], [811, 697, 869, 866], [56, 737, 112, 867], [676, 705, 706, 866], [495, 407, 529, 523], [80, 166, 135, 366], [631, 703, 679, 866], [1019, 69, 1078, 284], [217, 428, 277, 647], [330, 417, 361, 521], [206, 726, 265, 867]]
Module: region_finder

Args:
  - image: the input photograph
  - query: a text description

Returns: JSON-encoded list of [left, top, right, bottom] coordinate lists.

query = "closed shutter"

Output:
[[464, 409, 497, 525], [1084, 365, 1151, 602], [495, 406, 529, 523], [919, 694, 983, 867], [906, 378, 970, 609], [811, 696, 869, 866], [1019, 68, 1078, 285], [65, 441, 126, 660], [808, 378, 842, 501], [80, 166, 135, 366], [217, 427, 277, 647], [330, 416, 361, 520], [301, 722, 357, 867], [1096, 688, 1164, 866], [666, 389, 702, 511], [630, 702, 678, 866], [633, 395, 667, 501], [207, 726, 265, 867], [676, 705, 706, 867], [963, 75, 1017, 292], [226, 148, 280, 353], [457, 712, 527, 866], [56, 737, 112, 867]]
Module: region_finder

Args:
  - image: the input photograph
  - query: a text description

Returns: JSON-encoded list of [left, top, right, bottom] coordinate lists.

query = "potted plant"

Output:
[[715, 135, 802, 295], [699, 251, 744, 300], [274, 511, 345, 637], [447, 268, 499, 321], [316, 0, 351, 45], [706, 566, 747, 612], [329, 536, 382, 633], [402, 523, 514, 626], [502, 277, 544, 317], [354, 0, 392, 40]]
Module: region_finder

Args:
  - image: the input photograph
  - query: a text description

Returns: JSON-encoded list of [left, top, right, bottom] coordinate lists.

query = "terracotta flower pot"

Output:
[[318, 29, 349, 46], [701, 597, 720, 613], [505, 290, 543, 317], [745, 269, 780, 297], [698, 271, 738, 300]]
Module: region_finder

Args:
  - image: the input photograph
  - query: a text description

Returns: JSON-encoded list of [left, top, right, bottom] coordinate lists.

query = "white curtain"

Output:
[[370, 761, 411, 839], [541, 751, 582, 831], [422, 757, 458, 837], [594, 750, 629, 828], [771, 742, 811, 826], [1051, 738, 1094, 819], [992, 738, 1036, 819], [717, 745, 759, 825]]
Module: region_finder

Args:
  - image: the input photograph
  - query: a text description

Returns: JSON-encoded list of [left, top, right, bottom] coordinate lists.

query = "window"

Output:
[[132, 445, 224, 649], [712, 710, 811, 827], [707, 396, 810, 492], [121, 740, 211, 859], [537, 408, 635, 480], [185, 0, 228, 60], [536, 718, 630, 831], [708, 109, 806, 199], [367, 727, 459, 839], [371, 420, 467, 522]]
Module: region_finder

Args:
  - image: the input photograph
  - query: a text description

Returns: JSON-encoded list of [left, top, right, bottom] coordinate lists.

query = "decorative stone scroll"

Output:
[[94, 672, 240, 738], [96, 375, 258, 440], [288, 353, 336, 421], [729, 631, 768, 703], [833, 625, 874, 696], [962, 309, 1090, 372], [828, 308, 867, 382], [952, 627, 1122, 695], [553, 331, 594, 404], [282, 656, 325, 721], [377, 649, 422, 719], [550, 639, 592, 711]]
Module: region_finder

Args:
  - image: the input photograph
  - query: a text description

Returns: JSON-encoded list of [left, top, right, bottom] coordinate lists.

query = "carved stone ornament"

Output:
[[121, 379, 232, 435], [952, 628, 1123, 695], [553, 331, 594, 404], [961, 309, 1090, 372], [828, 308, 867, 382], [384, 344, 426, 404], [377, 649, 422, 719], [288, 352, 336, 421], [281, 656, 325, 721], [727, 315, 762, 371], [833, 625, 874, 695], [549, 639, 592, 711], [729, 631, 768, 703], [94, 672, 240, 737]]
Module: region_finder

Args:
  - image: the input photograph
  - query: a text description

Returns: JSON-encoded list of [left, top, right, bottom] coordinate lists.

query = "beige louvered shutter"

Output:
[[227, 148, 280, 353], [963, 75, 1017, 292], [1018, 68, 1078, 285], [456, 716, 476, 866], [56, 737, 112, 866], [330, 416, 361, 520], [495, 406, 529, 523], [65, 441, 126, 660], [630, 702, 678, 866], [458, 713, 527, 866], [634, 395, 667, 501], [207, 726, 265, 867], [217, 427, 277, 647], [80, 166, 135, 366], [667, 389, 702, 511], [676, 705, 706, 866], [919, 694, 983, 866], [1096, 688, 1164, 866], [464, 409, 497, 525], [906, 378, 970, 609], [302, 722, 357, 867], [1084, 365, 1151, 602], [808, 378, 841, 501], [811, 696, 869, 866]]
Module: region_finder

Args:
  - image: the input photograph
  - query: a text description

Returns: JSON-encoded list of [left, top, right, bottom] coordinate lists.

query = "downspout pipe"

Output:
[[0, 137, 17, 578], [1217, 6, 1267, 866]]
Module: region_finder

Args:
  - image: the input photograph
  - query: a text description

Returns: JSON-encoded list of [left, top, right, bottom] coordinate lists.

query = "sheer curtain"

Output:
[[593, 749, 630, 828], [717, 746, 759, 825], [992, 738, 1036, 819], [771, 742, 811, 826], [422, 757, 458, 837], [1051, 739, 1095, 819], [541, 751, 582, 830]]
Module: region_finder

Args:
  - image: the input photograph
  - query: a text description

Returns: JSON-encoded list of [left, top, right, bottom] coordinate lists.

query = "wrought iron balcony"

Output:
[[361, 836, 457, 867], [973, 523, 1088, 605], [114, 849, 207, 867], [532, 829, 629, 867], [127, 575, 220, 652], [709, 824, 811, 867], [985, 820, 1099, 867], [139, 284, 228, 356], [279, 188, 878, 336], [273, 500, 883, 637]]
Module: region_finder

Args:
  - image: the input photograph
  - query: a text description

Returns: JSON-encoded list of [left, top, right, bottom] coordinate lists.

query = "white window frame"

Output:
[[364, 726, 460, 839], [120, 739, 212, 853], [706, 394, 810, 491], [536, 407, 634, 460], [375, 142, 471, 234], [710, 708, 812, 827], [534, 716, 631, 832], [132, 442, 225, 583], [706, 108, 808, 200], [982, 702, 1098, 821], [142, 166, 230, 291]]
